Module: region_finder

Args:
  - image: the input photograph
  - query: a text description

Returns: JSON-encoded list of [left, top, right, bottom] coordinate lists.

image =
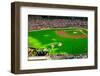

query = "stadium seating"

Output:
[[28, 16, 87, 31]]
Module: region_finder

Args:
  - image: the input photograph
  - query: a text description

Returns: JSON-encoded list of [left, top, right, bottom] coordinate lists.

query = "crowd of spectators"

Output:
[[28, 15, 88, 30]]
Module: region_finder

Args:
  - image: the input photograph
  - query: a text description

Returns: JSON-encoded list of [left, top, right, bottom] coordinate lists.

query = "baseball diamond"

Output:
[[28, 27, 88, 60]]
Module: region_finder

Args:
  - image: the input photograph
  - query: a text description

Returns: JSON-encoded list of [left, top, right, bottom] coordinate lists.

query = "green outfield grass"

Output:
[[28, 27, 88, 55]]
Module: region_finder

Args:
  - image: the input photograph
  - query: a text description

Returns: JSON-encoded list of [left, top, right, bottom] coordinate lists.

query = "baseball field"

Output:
[[28, 27, 88, 56]]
